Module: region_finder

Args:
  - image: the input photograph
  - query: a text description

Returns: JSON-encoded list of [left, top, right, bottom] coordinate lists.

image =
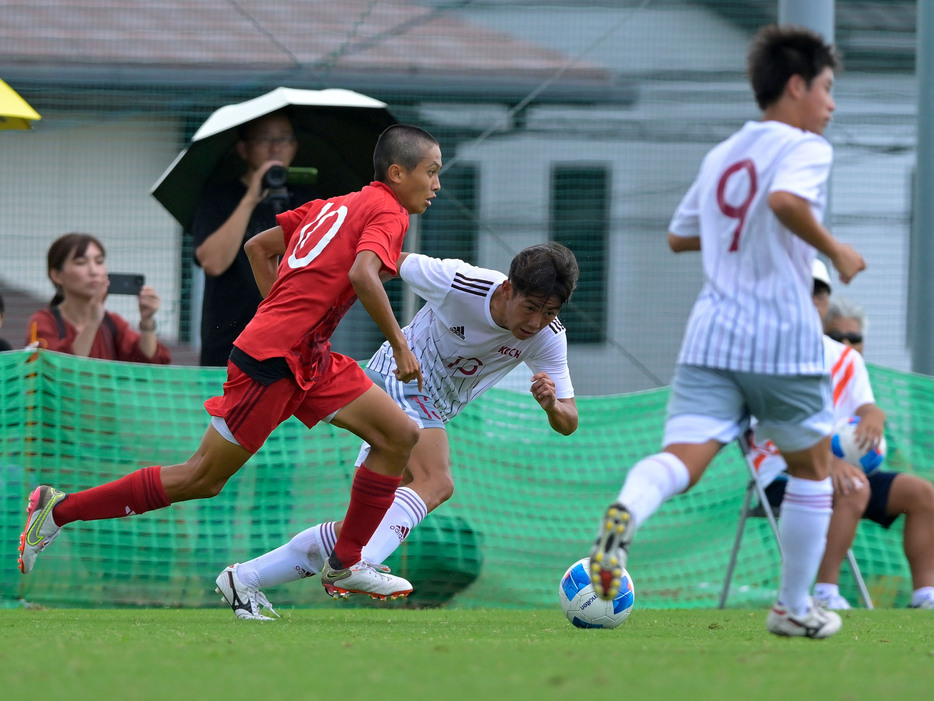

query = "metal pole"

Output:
[[911, 0, 934, 374], [779, 0, 836, 275], [779, 0, 834, 42], [401, 215, 421, 324]]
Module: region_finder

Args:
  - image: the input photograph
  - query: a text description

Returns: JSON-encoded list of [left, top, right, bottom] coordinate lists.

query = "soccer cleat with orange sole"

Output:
[[589, 502, 633, 600]]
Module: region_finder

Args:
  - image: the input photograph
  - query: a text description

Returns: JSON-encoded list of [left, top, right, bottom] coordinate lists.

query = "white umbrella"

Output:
[[151, 87, 397, 229]]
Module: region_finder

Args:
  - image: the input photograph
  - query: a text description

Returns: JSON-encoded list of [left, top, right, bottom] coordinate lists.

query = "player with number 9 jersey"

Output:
[[588, 26, 867, 640], [669, 121, 831, 374]]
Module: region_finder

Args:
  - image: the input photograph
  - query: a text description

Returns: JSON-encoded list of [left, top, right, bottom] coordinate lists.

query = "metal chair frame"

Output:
[[718, 434, 873, 609]]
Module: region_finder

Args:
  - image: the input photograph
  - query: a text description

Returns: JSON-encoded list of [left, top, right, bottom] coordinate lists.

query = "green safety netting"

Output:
[[2, 350, 933, 610]]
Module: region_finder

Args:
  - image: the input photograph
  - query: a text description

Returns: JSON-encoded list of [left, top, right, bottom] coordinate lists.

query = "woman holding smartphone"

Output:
[[26, 232, 171, 363]]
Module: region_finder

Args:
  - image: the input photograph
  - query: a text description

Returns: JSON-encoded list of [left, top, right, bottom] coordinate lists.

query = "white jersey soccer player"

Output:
[[368, 253, 574, 424], [215, 244, 580, 619], [671, 120, 830, 375], [589, 25, 866, 639], [748, 335, 874, 487]]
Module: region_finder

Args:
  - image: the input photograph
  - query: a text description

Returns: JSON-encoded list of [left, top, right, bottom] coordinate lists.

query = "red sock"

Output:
[[331, 465, 402, 568], [52, 466, 171, 526]]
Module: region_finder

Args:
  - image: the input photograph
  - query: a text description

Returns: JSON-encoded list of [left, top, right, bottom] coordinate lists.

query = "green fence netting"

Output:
[[2, 350, 933, 610]]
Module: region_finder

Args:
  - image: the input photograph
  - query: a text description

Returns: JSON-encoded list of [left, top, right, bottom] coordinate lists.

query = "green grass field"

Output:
[[3, 607, 932, 701]]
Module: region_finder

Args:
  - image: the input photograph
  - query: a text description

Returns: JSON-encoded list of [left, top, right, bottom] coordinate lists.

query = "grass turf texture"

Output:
[[3, 608, 932, 701]]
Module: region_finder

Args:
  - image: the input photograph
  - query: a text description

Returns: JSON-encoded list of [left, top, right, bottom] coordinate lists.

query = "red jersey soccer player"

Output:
[[19, 124, 443, 601]]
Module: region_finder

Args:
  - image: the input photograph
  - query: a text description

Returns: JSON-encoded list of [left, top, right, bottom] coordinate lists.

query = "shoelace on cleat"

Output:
[[251, 590, 278, 617]]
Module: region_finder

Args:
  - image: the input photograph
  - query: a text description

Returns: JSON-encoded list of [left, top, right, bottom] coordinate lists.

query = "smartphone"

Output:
[[108, 273, 145, 296]]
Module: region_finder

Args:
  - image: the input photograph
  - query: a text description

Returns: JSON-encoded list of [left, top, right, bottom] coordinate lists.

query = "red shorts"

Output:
[[204, 352, 371, 454]]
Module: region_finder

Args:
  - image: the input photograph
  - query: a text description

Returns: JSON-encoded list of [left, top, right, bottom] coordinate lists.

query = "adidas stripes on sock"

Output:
[[331, 465, 402, 568], [234, 485, 429, 590], [361, 487, 428, 564], [235, 523, 331, 589]]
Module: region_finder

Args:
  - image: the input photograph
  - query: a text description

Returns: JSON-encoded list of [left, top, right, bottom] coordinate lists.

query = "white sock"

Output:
[[778, 476, 833, 616], [360, 487, 428, 564], [813, 582, 840, 600], [235, 522, 333, 589], [617, 452, 691, 530], [911, 586, 934, 607], [234, 487, 429, 589]]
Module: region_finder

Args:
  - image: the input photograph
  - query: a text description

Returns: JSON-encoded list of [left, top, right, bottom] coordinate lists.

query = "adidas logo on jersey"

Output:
[[449, 325, 465, 340], [389, 524, 411, 542]]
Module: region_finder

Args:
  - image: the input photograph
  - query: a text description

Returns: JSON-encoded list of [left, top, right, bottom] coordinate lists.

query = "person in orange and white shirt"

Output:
[[749, 260, 934, 610]]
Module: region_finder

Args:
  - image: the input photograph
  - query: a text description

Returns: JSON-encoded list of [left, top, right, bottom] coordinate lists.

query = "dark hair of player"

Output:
[[508, 242, 579, 307], [373, 124, 439, 182], [747, 25, 840, 111]]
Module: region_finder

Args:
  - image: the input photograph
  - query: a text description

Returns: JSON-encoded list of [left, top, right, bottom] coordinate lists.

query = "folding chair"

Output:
[[718, 431, 873, 609]]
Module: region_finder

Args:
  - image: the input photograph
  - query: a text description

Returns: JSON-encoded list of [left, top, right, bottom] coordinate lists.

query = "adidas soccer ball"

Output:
[[558, 557, 634, 629], [831, 416, 887, 474]]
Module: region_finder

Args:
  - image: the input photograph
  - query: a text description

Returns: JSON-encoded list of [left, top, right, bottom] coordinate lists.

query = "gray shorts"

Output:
[[365, 367, 446, 430], [663, 364, 833, 453], [355, 368, 447, 467]]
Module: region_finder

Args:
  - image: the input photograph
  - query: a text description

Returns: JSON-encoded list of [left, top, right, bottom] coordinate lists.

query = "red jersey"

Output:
[[28, 307, 172, 364], [233, 181, 409, 389]]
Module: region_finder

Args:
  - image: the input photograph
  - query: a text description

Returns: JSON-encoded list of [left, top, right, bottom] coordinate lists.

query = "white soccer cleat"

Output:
[[814, 592, 853, 611], [588, 502, 633, 601], [766, 598, 842, 638], [320, 558, 412, 601], [18, 486, 66, 574], [215, 564, 279, 621]]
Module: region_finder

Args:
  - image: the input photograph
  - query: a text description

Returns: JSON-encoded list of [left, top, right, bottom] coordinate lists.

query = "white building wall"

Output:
[[0, 115, 184, 340], [443, 71, 916, 394]]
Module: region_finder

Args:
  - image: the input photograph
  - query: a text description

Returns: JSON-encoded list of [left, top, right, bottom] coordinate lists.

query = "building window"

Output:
[[550, 165, 609, 344], [419, 162, 479, 262]]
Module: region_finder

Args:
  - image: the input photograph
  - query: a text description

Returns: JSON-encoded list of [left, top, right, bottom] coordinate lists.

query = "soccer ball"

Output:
[[831, 416, 886, 474], [558, 557, 634, 629]]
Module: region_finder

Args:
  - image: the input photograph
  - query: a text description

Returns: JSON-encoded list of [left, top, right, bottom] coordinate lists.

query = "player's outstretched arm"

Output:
[[245, 226, 286, 297], [350, 250, 423, 391], [768, 191, 866, 283], [530, 372, 578, 435], [667, 233, 701, 252]]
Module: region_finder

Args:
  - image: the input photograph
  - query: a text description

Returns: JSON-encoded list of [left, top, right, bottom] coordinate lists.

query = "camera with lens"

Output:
[[262, 164, 289, 189], [262, 165, 290, 213]]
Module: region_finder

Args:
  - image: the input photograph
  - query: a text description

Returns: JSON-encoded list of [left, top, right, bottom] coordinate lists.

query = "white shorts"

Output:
[[663, 364, 833, 453], [355, 368, 447, 466]]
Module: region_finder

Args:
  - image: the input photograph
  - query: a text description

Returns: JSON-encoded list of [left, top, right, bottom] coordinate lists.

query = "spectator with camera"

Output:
[[190, 110, 316, 366], [26, 232, 171, 364]]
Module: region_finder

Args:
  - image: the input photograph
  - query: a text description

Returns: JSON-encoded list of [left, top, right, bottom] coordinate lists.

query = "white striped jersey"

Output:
[[670, 120, 832, 374], [366, 253, 573, 422], [749, 336, 876, 486]]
